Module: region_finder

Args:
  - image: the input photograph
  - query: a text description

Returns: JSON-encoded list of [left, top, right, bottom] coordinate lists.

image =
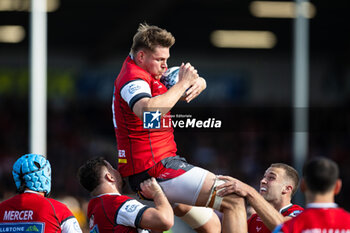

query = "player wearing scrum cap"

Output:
[[112, 23, 246, 233], [217, 163, 303, 233], [0, 154, 82, 233]]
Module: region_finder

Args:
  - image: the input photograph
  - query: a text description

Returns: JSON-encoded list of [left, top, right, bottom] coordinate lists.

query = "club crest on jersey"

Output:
[[143, 111, 161, 129], [128, 83, 141, 94], [125, 204, 137, 212]]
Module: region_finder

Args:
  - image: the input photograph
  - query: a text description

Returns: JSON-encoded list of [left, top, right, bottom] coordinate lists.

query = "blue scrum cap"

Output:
[[12, 154, 51, 196]]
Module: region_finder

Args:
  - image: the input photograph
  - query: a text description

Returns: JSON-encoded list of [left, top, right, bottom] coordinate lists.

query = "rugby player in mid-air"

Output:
[[112, 23, 246, 233]]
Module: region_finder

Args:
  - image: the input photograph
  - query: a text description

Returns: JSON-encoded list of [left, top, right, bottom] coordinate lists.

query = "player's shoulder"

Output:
[[282, 204, 304, 217], [93, 194, 133, 206], [289, 204, 304, 211], [45, 197, 72, 212], [334, 208, 350, 218], [248, 213, 259, 223], [288, 204, 304, 212], [118, 57, 152, 85], [0, 196, 12, 208]]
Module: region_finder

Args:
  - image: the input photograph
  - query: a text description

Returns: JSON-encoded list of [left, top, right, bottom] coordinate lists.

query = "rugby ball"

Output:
[[160, 66, 180, 89]]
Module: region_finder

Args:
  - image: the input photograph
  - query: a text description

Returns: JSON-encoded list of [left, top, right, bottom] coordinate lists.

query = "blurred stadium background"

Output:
[[0, 0, 350, 232]]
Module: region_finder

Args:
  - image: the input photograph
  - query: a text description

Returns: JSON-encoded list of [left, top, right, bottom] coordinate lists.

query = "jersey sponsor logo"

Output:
[[143, 111, 161, 129], [128, 84, 141, 94], [256, 226, 262, 232], [124, 204, 137, 213], [118, 150, 127, 163], [3, 210, 33, 221], [0, 222, 44, 233]]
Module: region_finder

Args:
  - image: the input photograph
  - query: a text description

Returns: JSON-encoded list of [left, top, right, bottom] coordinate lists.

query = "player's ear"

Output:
[[105, 172, 115, 182], [334, 179, 342, 195], [136, 50, 145, 64], [283, 184, 293, 195]]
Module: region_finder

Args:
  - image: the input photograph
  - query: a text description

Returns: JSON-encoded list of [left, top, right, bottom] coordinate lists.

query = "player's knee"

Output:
[[205, 177, 225, 211], [180, 206, 214, 230], [205, 177, 245, 212]]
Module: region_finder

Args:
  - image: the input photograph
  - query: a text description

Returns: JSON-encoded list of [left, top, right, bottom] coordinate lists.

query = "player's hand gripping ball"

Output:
[[160, 66, 180, 89]]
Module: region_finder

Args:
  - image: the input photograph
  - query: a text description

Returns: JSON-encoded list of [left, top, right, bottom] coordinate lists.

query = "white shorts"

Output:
[[158, 166, 208, 205]]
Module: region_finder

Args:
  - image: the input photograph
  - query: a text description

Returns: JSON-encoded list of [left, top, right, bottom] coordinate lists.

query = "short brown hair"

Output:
[[130, 23, 175, 56], [303, 157, 339, 193], [270, 163, 300, 197], [77, 157, 107, 192]]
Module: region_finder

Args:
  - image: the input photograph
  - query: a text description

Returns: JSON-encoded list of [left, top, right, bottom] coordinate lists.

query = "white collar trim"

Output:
[[307, 203, 338, 208], [24, 190, 40, 194], [279, 203, 293, 213], [95, 193, 121, 198]]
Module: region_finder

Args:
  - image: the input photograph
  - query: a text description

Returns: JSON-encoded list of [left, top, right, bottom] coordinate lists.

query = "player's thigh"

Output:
[[158, 166, 214, 205], [195, 171, 216, 206]]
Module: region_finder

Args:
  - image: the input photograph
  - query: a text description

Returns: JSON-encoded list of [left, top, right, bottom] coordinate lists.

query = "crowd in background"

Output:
[[1, 97, 349, 216]]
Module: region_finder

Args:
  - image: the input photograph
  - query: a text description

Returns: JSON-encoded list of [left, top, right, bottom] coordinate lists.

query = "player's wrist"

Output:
[[246, 186, 260, 201], [177, 78, 192, 90], [152, 189, 165, 199]]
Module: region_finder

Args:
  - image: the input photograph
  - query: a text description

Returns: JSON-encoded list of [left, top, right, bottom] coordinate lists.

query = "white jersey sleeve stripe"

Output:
[[120, 80, 151, 109], [116, 199, 147, 228]]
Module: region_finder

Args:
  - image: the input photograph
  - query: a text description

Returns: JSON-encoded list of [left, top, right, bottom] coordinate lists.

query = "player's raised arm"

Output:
[[216, 163, 303, 232], [133, 62, 198, 119], [138, 178, 174, 231], [217, 176, 284, 231]]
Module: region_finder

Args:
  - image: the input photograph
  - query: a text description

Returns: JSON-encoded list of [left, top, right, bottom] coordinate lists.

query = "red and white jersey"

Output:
[[112, 55, 177, 177], [87, 193, 150, 233], [248, 204, 304, 233], [273, 203, 350, 233], [0, 192, 82, 233]]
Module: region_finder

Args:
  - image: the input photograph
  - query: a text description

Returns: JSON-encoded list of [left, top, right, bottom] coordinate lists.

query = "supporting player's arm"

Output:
[[138, 178, 174, 231], [217, 176, 284, 231], [133, 63, 198, 119]]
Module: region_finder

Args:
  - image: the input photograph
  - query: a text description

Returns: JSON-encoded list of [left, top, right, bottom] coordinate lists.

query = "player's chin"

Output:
[[154, 74, 162, 80]]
